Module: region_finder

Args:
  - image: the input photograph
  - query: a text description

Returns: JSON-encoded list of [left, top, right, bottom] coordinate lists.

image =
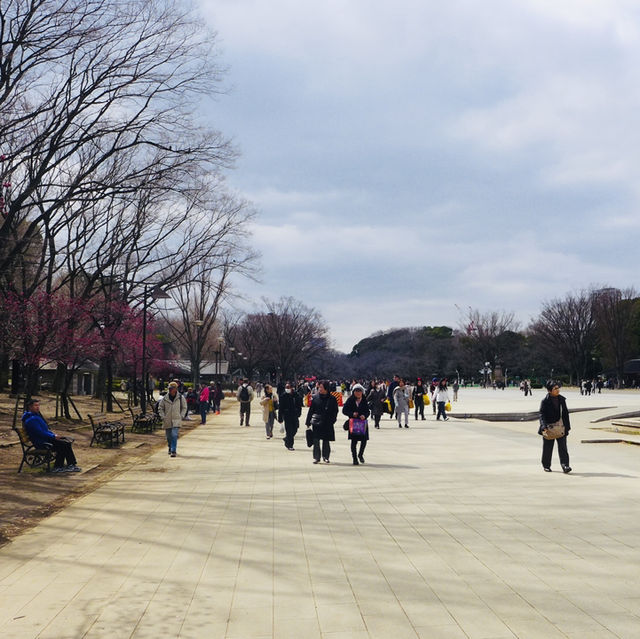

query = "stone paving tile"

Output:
[[1, 389, 640, 638]]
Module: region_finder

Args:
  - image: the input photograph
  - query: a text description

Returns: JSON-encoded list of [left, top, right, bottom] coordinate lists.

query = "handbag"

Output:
[[543, 419, 565, 440], [305, 428, 314, 447], [409, 399, 414, 409], [383, 398, 392, 414], [445, 402, 451, 412], [349, 418, 367, 436]]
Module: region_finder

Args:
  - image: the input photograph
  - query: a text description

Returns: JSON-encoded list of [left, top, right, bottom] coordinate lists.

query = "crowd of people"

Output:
[[20, 372, 577, 474]]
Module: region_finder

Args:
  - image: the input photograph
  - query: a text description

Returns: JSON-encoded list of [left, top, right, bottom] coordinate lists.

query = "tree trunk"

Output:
[[0, 349, 9, 390], [105, 358, 114, 412]]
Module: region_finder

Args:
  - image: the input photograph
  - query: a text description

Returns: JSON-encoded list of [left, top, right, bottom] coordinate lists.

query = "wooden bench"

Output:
[[11, 424, 56, 473], [88, 413, 126, 447], [128, 407, 157, 433]]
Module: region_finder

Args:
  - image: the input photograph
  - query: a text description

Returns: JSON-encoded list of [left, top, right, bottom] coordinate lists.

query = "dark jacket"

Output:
[[538, 393, 571, 436], [305, 392, 338, 441], [342, 394, 371, 441], [367, 388, 386, 417], [22, 411, 56, 448], [278, 391, 303, 423]]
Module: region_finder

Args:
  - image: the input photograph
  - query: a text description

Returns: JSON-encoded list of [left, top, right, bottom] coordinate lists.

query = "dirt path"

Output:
[[0, 392, 208, 547]]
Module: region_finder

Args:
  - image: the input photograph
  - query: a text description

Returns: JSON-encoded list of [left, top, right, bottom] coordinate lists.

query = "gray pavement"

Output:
[[1, 388, 639, 639]]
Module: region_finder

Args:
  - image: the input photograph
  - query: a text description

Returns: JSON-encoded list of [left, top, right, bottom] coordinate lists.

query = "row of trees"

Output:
[[0, 0, 256, 406], [338, 287, 640, 385]]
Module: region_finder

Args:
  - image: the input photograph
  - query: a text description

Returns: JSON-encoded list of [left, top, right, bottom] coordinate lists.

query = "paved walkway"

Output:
[[1, 388, 639, 639]]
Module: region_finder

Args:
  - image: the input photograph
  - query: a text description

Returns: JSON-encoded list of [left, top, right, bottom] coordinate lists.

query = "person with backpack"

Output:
[[236, 378, 254, 427]]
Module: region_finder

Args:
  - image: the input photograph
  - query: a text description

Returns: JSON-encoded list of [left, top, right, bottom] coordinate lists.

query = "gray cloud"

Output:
[[201, 0, 640, 351]]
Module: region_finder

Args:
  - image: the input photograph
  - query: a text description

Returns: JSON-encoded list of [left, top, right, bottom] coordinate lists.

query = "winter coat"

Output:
[[260, 392, 279, 422], [236, 384, 254, 403], [538, 393, 571, 436], [367, 388, 386, 417], [278, 391, 303, 423], [393, 385, 410, 410], [158, 392, 186, 429], [22, 411, 56, 448], [342, 394, 371, 441], [305, 392, 339, 441], [432, 387, 450, 404], [199, 387, 210, 403]]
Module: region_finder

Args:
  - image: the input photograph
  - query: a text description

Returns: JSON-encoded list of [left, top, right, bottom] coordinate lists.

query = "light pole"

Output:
[[193, 319, 204, 388], [215, 337, 225, 381], [141, 284, 170, 414]]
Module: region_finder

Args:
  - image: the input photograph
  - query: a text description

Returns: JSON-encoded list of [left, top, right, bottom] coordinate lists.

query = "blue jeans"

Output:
[[165, 427, 179, 453], [436, 401, 446, 420], [200, 402, 209, 424]]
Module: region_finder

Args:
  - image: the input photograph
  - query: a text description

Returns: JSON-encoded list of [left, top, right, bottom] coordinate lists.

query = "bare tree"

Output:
[[458, 308, 520, 379], [530, 289, 597, 384], [0, 0, 235, 293], [592, 287, 639, 386], [225, 298, 329, 383]]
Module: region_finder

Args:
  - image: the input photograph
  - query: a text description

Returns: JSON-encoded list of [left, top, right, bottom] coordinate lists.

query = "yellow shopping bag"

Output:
[[445, 402, 451, 412]]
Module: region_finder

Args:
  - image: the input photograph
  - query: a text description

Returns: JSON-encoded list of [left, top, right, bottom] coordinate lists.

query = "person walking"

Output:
[[393, 378, 410, 428], [366, 381, 386, 429], [342, 383, 370, 465], [387, 374, 399, 420], [22, 398, 81, 472], [452, 380, 459, 401], [158, 381, 186, 457], [305, 380, 339, 464], [412, 378, 427, 420], [538, 380, 572, 473], [429, 379, 438, 414], [198, 384, 210, 424], [236, 378, 254, 427], [278, 381, 303, 450], [260, 384, 279, 439], [432, 380, 450, 421]]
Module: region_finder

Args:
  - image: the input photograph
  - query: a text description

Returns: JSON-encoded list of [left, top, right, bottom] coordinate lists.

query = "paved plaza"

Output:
[[1, 388, 639, 639]]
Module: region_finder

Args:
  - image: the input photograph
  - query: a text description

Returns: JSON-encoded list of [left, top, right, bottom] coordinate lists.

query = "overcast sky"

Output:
[[198, 0, 640, 353]]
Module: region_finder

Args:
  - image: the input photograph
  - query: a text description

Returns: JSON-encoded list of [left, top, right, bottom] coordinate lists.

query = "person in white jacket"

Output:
[[393, 378, 411, 428], [158, 382, 186, 457], [432, 380, 450, 421]]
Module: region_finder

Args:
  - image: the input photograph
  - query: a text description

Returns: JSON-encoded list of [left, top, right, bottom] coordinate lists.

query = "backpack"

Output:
[[239, 385, 250, 402]]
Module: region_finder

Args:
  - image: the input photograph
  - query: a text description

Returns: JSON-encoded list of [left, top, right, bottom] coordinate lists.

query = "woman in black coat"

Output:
[[343, 384, 370, 465], [366, 382, 385, 429], [538, 380, 572, 473], [305, 380, 339, 464]]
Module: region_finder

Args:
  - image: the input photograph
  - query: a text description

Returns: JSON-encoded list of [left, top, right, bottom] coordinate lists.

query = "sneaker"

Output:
[[65, 465, 82, 472], [543, 467, 552, 472], [51, 467, 65, 473], [287, 447, 295, 451], [170, 452, 177, 457], [358, 455, 365, 464], [404, 424, 409, 428], [313, 460, 320, 464], [323, 458, 330, 463], [562, 465, 572, 474]]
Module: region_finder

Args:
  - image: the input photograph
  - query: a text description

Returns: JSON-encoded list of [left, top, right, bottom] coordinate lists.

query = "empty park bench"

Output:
[[11, 423, 56, 473], [128, 407, 157, 433], [88, 413, 126, 447]]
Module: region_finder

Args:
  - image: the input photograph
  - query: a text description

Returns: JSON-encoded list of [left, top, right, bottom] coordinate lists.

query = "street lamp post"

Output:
[[215, 337, 225, 381], [141, 284, 170, 414], [193, 319, 204, 388]]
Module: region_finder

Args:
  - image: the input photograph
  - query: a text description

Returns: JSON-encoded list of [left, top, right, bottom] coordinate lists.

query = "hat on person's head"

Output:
[[352, 384, 365, 393], [168, 382, 178, 389]]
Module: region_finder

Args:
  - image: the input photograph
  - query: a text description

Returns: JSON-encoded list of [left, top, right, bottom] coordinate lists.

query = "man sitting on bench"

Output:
[[22, 398, 81, 473]]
